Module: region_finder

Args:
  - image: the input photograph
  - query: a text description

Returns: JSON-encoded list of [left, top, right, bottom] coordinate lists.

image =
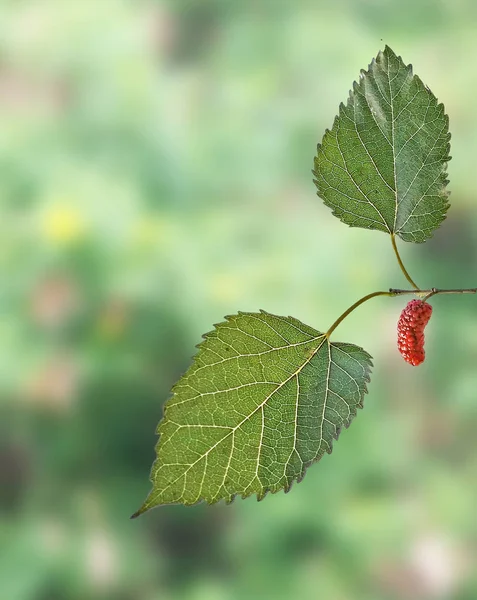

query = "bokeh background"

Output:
[[2, 1, 477, 599]]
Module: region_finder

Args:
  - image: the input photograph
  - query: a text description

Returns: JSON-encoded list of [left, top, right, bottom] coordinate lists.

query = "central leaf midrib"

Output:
[[387, 56, 399, 233]]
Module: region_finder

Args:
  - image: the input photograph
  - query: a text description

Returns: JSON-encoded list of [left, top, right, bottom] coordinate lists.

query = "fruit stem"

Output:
[[326, 287, 477, 339], [391, 234, 420, 290]]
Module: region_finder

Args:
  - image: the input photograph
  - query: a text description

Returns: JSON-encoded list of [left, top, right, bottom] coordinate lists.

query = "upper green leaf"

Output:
[[313, 46, 450, 243], [133, 311, 372, 515]]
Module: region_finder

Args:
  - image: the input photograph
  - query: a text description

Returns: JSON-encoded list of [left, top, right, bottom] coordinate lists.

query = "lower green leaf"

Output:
[[133, 311, 372, 516]]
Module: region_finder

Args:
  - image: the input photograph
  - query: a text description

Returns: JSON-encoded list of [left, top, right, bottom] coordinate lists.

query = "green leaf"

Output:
[[133, 311, 372, 514], [313, 46, 450, 243]]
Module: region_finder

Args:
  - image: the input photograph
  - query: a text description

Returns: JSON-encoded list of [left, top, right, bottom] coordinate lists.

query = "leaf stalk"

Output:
[[325, 291, 392, 337], [391, 234, 420, 290]]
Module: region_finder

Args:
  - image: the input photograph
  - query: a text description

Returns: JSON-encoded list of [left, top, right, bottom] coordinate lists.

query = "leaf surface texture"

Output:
[[313, 46, 450, 242]]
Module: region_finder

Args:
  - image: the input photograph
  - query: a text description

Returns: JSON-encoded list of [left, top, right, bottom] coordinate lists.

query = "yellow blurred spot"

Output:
[[133, 218, 162, 246], [211, 273, 241, 303], [42, 205, 86, 245]]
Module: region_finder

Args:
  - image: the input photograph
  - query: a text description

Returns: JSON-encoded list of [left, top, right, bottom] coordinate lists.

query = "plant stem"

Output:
[[326, 287, 477, 338], [391, 234, 420, 290], [389, 288, 477, 296]]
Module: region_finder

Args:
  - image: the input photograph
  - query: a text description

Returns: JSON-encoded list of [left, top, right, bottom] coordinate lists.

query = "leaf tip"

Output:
[[130, 505, 146, 519], [382, 44, 398, 60]]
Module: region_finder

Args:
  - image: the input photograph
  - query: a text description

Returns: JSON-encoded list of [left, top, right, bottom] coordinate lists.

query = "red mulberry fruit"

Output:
[[397, 299, 433, 366]]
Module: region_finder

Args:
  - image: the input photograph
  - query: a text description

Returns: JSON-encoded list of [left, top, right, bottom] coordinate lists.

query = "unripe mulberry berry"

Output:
[[397, 299, 433, 366]]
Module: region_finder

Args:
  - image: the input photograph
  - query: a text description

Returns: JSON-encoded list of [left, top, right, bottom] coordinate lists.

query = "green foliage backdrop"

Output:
[[2, 1, 477, 599]]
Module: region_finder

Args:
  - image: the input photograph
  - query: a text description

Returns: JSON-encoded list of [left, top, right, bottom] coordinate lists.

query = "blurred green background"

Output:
[[2, 1, 477, 599]]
